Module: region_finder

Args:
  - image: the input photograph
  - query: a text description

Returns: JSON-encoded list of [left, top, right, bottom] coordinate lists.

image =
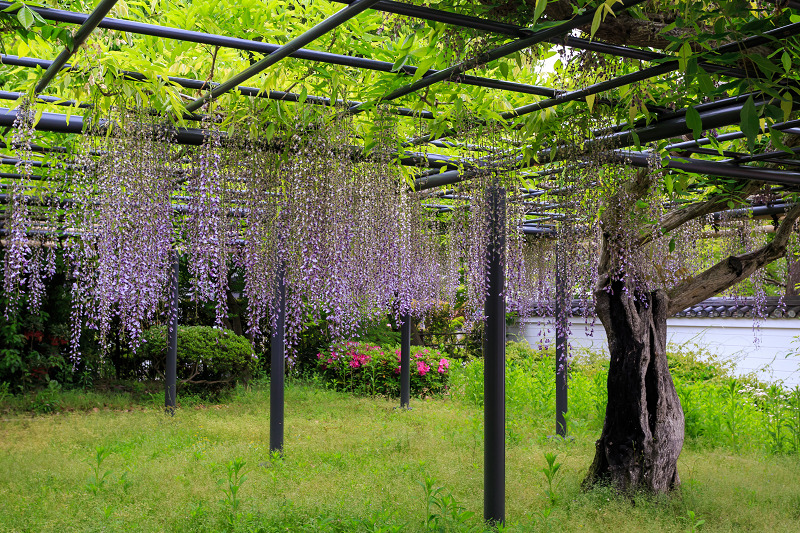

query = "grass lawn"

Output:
[[1, 381, 799, 532]]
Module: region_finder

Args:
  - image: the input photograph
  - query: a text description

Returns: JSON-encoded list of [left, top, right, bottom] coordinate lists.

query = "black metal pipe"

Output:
[[0, 106, 208, 144], [350, 0, 646, 112], [484, 183, 506, 525], [0, 106, 448, 162], [554, 249, 568, 437], [400, 312, 411, 408], [270, 263, 287, 455], [406, 21, 800, 147], [0, 172, 53, 181], [664, 119, 800, 151], [610, 152, 800, 186], [0, 89, 89, 109], [722, 145, 800, 164], [165, 250, 179, 415], [1, 56, 435, 120], [711, 203, 793, 221], [35, 0, 119, 94], [613, 151, 800, 187], [412, 95, 773, 190]]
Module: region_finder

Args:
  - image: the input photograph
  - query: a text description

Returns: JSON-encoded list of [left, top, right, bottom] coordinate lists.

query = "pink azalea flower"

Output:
[[438, 358, 450, 374], [417, 360, 430, 376]]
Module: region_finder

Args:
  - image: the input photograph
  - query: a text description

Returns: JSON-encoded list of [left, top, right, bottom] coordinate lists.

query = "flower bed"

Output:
[[315, 341, 450, 397]]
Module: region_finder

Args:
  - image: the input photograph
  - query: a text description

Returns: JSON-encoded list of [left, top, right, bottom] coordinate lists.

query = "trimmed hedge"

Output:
[[141, 326, 257, 389]]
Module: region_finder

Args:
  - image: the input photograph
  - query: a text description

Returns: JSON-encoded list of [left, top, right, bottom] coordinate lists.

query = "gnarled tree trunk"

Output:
[[584, 281, 684, 493]]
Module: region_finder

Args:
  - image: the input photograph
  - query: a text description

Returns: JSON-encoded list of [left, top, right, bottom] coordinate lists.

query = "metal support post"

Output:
[[484, 183, 506, 525], [400, 312, 411, 408], [555, 249, 568, 437], [165, 251, 179, 415], [270, 264, 287, 454]]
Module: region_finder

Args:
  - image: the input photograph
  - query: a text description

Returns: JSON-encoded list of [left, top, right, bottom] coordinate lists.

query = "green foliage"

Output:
[[86, 445, 112, 496], [3, 373, 800, 531], [0, 254, 87, 391], [419, 476, 475, 531], [541, 452, 562, 507], [356, 318, 401, 347], [315, 341, 450, 397], [452, 342, 800, 455], [219, 457, 248, 531], [140, 326, 256, 393], [417, 304, 470, 359]]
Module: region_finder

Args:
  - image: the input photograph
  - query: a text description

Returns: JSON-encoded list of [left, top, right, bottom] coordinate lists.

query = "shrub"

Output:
[[140, 326, 257, 392], [315, 341, 450, 397]]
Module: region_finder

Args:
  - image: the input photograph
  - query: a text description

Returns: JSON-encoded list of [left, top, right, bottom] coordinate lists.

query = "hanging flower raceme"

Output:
[[67, 107, 176, 354], [3, 99, 36, 317], [183, 113, 234, 327]]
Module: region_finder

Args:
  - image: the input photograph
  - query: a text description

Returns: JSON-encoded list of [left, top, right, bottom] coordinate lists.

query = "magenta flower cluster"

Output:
[[317, 341, 450, 397]]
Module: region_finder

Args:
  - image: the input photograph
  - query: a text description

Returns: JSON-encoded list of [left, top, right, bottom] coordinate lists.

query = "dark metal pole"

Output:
[[555, 249, 568, 437], [165, 250, 179, 415], [270, 263, 287, 455], [400, 312, 411, 408], [484, 183, 506, 525]]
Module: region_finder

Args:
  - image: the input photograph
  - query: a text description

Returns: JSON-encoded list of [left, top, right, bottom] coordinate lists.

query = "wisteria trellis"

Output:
[[2, 96, 788, 361], [0, 100, 545, 359]]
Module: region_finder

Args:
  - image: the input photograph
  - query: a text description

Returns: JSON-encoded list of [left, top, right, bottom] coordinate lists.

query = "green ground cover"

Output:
[[1, 347, 799, 532]]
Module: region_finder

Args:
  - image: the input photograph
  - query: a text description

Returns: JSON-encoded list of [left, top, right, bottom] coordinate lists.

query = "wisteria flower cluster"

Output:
[[3, 100, 780, 369]]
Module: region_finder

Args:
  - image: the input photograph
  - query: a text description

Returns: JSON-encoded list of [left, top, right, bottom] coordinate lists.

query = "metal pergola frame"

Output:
[[2, 0, 800, 525]]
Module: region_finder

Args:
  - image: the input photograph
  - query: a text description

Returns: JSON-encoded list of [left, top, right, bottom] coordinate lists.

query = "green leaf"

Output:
[[590, 6, 603, 39], [498, 62, 509, 79], [769, 127, 793, 153], [30, 7, 45, 24], [391, 53, 409, 73], [781, 91, 793, 122], [782, 51, 792, 73], [678, 42, 691, 73], [17, 6, 34, 29], [668, 237, 676, 253], [16, 39, 29, 57], [740, 95, 760, 151], [264, 122, 276, 141], [585, 93, 596, 112], [685, 106, 702, 139], [411, 55, 435, 83], [2, 3, 24, 13], [630, 130, 641, 150], [533, 0, 547, 24]]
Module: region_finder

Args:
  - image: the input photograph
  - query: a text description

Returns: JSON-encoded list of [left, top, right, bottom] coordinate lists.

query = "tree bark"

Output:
[[584, 281, 684, 493]]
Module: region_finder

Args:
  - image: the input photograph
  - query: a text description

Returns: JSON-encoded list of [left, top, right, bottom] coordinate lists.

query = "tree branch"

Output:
[[638, 180, 762, 246], [666, 202, 800, 314]]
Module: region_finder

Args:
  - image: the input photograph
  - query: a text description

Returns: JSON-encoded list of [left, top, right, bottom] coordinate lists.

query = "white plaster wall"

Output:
[[512, 317, 800, 387]]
